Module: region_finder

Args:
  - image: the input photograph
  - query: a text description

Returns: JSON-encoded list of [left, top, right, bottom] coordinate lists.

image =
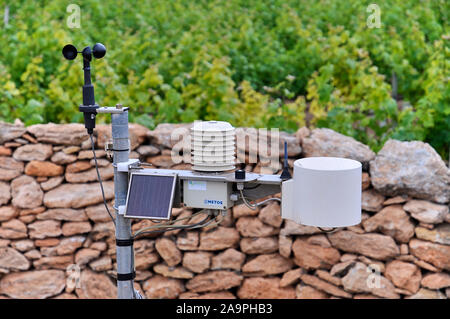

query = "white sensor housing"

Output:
[[191, 121, 236, 172], [282, 157, 362, 227]]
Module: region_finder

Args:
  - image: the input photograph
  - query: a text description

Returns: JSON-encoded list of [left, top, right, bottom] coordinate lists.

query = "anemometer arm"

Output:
[[62, 43, 106, 134]]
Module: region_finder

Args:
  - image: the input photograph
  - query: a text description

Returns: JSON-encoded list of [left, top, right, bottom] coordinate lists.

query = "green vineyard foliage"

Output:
[[0, 0, 448, 157]]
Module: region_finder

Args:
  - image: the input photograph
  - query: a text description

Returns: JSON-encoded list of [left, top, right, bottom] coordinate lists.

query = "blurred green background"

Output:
[[0, 0, 448, 157]]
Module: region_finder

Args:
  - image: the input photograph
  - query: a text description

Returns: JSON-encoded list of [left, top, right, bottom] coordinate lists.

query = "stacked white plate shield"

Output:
[[191, 121, 236, 172]]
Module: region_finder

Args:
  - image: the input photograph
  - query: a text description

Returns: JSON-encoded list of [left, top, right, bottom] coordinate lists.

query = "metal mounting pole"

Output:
[[111, 110, 135, 299]]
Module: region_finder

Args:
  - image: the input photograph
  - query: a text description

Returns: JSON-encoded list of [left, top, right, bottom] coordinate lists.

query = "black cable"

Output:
[[90, 134, 116, 226], [132, 213, 213, 239], [244, 183, 261, 190]]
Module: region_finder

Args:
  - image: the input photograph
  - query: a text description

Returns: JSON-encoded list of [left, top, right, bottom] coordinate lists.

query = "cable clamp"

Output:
[[116, 238, 134, 246], [117, 271, 136, 281]]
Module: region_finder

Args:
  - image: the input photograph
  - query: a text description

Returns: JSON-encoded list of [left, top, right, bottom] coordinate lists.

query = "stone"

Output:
[[153, 264, 194, 279], [300, 274, 351, 298], [44, 182, 114, 208], [85, 202, 115, 223], [362, 172, 370, 190], [370, 140, 450, 204], [188, 291, 236, 299], [232, 204, 259, 218], [62, 221, 92, 236], [0, 247, 30, 270], [0, 122, 26, 144], [66, 161, 92, 173], [27, 123, 87, 145], [0, 157, 24, 181], [211, 248, 246, 271], [24, 161, 64, 177], [53, 293, 78, 299], [302, 128, 375, 165], [327, 231, 399, 261], [143, 275, 184, 299], [361, 189, 385, 212], [75, 248, 101, 266], [415, 225, 450, 245], [0, 146, 11, 156], [362, 205, 415, 243], [409, 239, 450, 271], [0, 270, 65, 299], [341, 262, 400, 299], [35, 238, 60, 247], [37, 208, 88, 222], [0, 182, 11, 206], [66, 166, 114, 183], [280, 219, 320, 236], [316, 270, 342, 287], [33, 255, 74, 270], [77, 150, 106, 160], [89, 256, 112, 271], [56, 236, 86, 255], [242, 253, 293, 275], [137, 145, 160, 157], [12, 239, 34, 252], [307, 235, 332, 248], [63, 146, 80, 154], [198, 227, 240, 251], [237, 277, 296, 299], [89, 242, 107, 251], [384, 195, 409, 205], [28, 220, 61, 239], [147, 123, 192, 149], [258, 202, 282, 227], [76, 270, 116, 299], [236, 217, 278, 237], [403, 200, 449, 224], [13, 144, 53, 161], [155, 237, 182, 267], [296, 285, 328, 299], [0, 206, 18, 222], [292, 238, 340, 270], [385, 260, 421, 293], [406, 288, 446, 299], [279, 235, 292, 258], [280, 268, 304, 287], [240, 237, 278, 254], [40, 176, 64, 191], [91, 222, 114, 241], [182, 251, 211, 273], [421, 273, 450, 290], [50, 152, 77, 165], [400, 244, 409, 255], [11, 175, 43, 209], [90, 158, 110, 167], [24, 249, 41, 260], [145, 155, 173, 168], [176, 231, 199, 251], [0, 219, 27, 239], [186, 271, 243, 293], [135, 251, 159, 271]]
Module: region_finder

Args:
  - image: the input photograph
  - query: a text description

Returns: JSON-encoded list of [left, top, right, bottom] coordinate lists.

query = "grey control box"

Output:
[[182, 180, 233, 210]]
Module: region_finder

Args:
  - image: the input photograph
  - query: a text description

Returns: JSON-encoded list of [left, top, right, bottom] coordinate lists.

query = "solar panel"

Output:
[[125, 173, 177, 220]]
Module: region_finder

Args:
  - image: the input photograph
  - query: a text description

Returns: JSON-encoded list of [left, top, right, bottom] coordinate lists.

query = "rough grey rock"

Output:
[[301, 128, 375, 165], [370, 140, 450, 204]]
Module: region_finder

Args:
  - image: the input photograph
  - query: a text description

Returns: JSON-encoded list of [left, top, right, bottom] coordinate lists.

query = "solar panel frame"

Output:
[[124, 172, 178, 220]]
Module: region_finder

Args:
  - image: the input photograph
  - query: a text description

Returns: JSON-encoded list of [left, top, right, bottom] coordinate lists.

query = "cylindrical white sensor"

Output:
[[290, 157, 361, 227]]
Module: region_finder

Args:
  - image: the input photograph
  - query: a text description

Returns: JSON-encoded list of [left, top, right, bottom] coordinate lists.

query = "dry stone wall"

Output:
[[0, 121, 449, 299]]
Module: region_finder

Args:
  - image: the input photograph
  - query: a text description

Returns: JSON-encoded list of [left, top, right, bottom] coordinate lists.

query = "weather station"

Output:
[[62, 43, 362, 299]]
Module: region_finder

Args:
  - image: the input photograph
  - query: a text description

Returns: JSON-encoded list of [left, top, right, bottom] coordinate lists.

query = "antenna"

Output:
[[280, 141, 292, 180], [62, 43, 107, 134]]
